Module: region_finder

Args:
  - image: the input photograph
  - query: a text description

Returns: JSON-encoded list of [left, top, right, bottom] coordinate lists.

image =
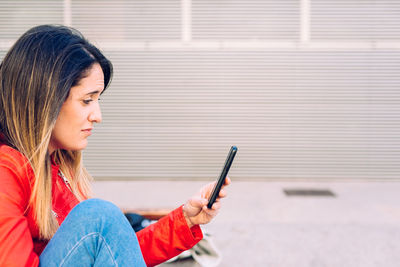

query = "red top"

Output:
[[0, 139, 202, 267]]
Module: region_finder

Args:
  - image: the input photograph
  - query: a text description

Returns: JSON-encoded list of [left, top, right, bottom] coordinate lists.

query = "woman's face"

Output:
[[49, 63, 104, 154]]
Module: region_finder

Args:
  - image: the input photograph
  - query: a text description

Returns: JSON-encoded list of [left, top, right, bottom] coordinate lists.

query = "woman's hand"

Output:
[[182, 177, 231, 228]]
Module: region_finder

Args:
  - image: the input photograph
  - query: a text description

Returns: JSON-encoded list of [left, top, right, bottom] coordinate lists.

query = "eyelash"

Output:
[[83, 98, 101, 105]]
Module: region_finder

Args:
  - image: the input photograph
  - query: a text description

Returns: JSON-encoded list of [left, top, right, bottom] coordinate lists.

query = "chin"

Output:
[[77, 143, 88, 151], [69, 141, 88, 151]]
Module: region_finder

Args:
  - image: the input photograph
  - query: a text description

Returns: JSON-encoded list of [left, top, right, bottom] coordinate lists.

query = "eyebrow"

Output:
[[84, 90, 102, 96]]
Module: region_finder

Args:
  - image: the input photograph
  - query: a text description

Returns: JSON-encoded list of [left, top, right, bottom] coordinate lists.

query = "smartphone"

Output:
[[207, 146, 238, 209]]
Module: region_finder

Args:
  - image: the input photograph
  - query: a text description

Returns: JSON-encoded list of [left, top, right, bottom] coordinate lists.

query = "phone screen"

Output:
[[207, 146, 237, 209]]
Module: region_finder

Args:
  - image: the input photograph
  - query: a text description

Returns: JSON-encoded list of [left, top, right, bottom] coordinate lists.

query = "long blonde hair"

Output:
[[0, 25, 112, 239]]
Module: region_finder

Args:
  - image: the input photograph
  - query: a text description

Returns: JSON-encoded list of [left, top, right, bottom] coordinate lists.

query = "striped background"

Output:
[[0, 0, 399, 180]]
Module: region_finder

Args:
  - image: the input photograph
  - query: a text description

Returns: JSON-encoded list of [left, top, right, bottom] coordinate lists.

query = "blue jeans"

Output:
[[39, 198, 146, 266]]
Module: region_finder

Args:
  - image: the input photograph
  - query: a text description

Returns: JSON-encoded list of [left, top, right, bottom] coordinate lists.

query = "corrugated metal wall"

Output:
[[0, 1, 399, 180]]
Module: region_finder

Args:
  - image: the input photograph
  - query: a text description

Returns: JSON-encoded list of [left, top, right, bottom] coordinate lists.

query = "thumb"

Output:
[[188, 196, 207, 209], [185, 197, 207, 216]]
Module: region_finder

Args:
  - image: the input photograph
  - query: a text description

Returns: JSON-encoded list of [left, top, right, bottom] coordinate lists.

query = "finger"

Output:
[[204, 200, 221, 211], [205, 177, 230, 197], [201, 182, 216, 199], [218, 189, 227, 198], [202, 205, 218, 217], [220, 177, 231, 191], [224, 176, 232, 185], [204, 205, 220, 219], [211, 201, 221, 211], [202, 176, 231, 199], [188, 196, 207, 209]]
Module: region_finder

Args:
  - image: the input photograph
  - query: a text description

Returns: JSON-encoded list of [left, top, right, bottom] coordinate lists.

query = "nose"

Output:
[[88, 101, 102, 123]]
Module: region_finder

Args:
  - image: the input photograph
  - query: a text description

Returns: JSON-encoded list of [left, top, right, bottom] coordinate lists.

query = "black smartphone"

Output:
[[207, 146, 238, 209]]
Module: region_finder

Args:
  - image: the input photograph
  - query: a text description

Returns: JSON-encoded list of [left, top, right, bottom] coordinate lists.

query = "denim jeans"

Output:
[[39, 198, 146, 266]]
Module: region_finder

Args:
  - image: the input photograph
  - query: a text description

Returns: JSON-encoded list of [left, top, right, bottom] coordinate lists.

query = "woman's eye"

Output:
[[83, 99, 92, 104]]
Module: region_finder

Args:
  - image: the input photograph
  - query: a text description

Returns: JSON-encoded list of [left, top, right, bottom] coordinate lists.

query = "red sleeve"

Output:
[[0, 162, 39, 267], [137, 205, 203, 267]]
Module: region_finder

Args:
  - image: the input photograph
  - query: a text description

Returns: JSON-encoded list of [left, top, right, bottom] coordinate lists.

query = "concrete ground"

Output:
[[92, 180, 400, 267]]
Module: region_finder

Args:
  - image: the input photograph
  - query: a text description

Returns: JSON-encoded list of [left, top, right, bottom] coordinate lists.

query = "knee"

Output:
[[72, 198, 125, 223]]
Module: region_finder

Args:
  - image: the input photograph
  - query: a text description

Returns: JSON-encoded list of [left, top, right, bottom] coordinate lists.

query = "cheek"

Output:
[[52, 104, 86, 140], [57, 103, 86, 127], [51, 119, 72, 144], [50, 115, 89, 151]]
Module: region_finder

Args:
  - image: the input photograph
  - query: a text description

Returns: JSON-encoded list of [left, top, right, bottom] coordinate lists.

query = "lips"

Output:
[[82, 128, 93, 135]]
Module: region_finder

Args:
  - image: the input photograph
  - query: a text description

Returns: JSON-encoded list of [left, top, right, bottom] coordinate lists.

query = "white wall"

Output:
[[1, 0, 399, 180]]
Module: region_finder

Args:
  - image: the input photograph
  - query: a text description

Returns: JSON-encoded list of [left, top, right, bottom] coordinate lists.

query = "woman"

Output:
[[0, 25, 230, 266]]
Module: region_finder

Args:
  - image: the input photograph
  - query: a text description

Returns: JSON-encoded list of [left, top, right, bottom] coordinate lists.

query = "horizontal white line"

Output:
[[100, 41, 400, 51], [2, 41, 400, 51]]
